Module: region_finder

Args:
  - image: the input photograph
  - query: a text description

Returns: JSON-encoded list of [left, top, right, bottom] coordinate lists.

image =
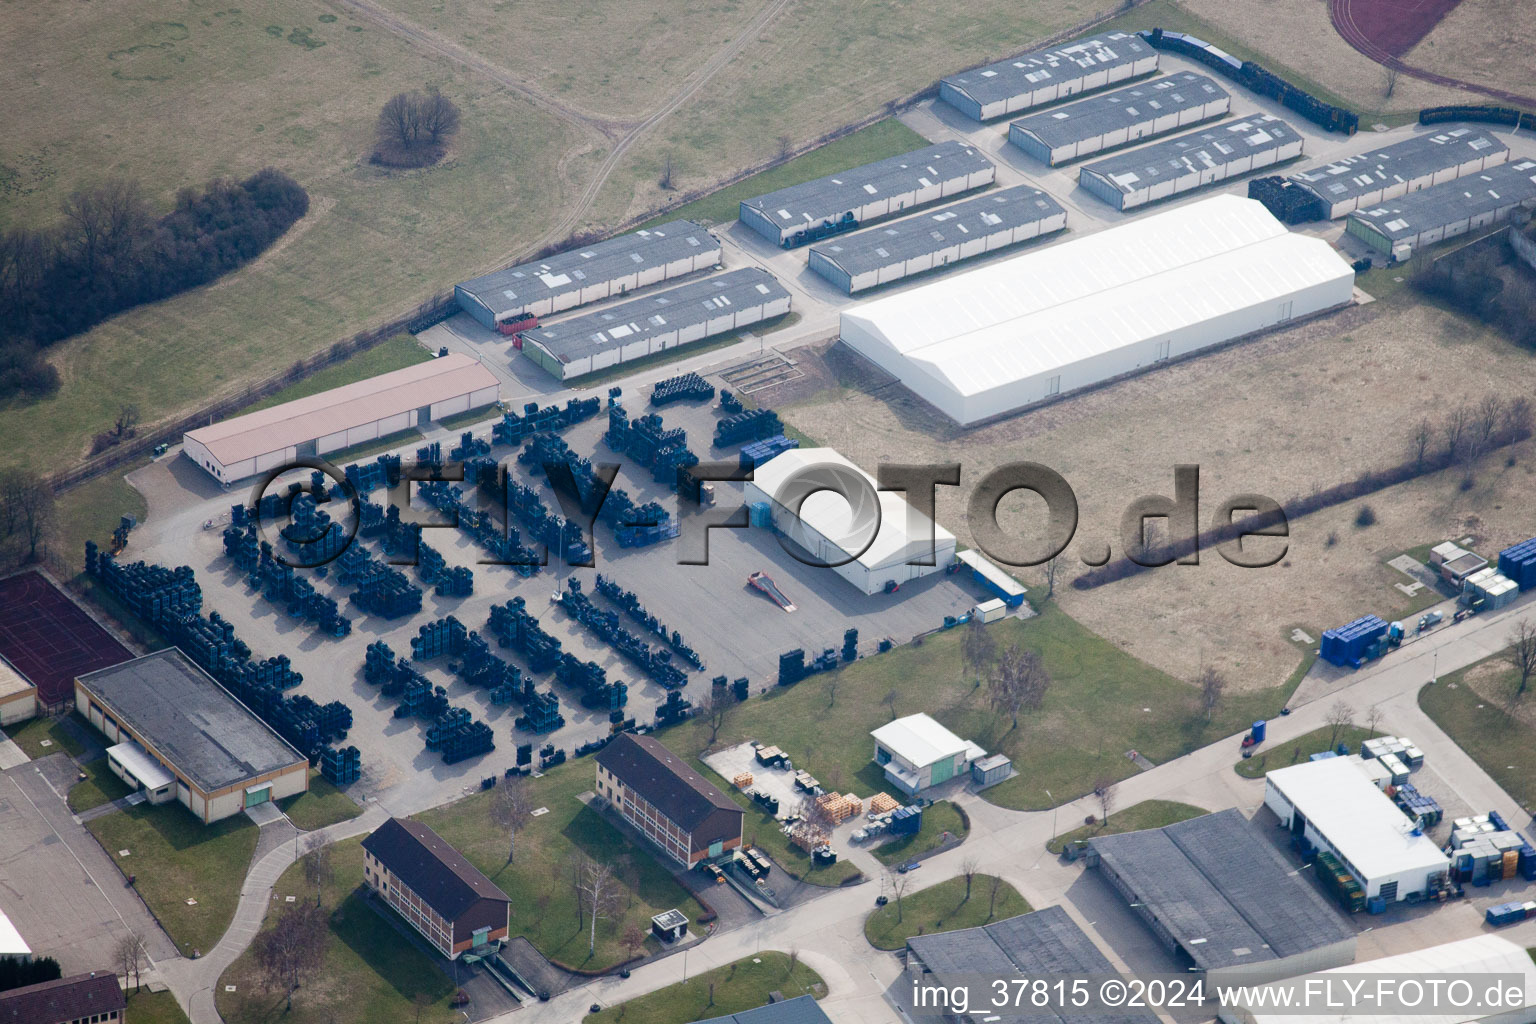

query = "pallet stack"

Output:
[[868, 792, 900, 815], [732, 771, 754, 790], [789, 821, 830, 852], [815, 792, 862, 825]]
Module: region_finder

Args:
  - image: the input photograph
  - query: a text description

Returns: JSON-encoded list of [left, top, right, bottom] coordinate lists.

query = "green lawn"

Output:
[[243, 334, 430, 413], [278, 774, 362, 832], [436, 403, 503, 431], [697, 764, 861, 888], [635, 120, 930, 229], [414, 760, 703, 971], [86, 803, 258, 956], [52, 464, 150, 579], [1046, 800, 1209, 856], [217, 840, 458, 1024], [872, 801, 967, 866], [584, 952, 824, 1024], [864, 875, 1031, 951], [67, 756, 136, 813], [324, 428, 423, 467], [1420, 656, 1535, 812], [3, 714, 89, 760], [1233, 726, 1385, 780], [659, 603, 1309, 812], [124, 990, 193, 1024]]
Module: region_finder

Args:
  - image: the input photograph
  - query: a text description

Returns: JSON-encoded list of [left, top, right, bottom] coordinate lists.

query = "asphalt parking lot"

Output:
[[125, 385, 987, 811], [0, 757, 177, 975]]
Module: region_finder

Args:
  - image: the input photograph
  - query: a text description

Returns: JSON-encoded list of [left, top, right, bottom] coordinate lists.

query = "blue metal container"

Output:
[[1497, 537, 1536, 590], [1250, 719, 1267, 743], [1320, 615, 1389, 668]]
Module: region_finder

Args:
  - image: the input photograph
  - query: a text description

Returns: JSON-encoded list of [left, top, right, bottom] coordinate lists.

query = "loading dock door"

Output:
[[1290, 808, 1306, 836], [417, 404, 433, 424], [245, 783, 272, 808]]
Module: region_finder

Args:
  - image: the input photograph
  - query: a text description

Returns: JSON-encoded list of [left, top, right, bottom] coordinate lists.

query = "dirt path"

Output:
[[1330, 0, 1536, 107]]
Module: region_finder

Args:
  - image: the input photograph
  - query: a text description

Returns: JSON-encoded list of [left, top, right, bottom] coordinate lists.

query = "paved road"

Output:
[[149, 590, 1536, 1024]]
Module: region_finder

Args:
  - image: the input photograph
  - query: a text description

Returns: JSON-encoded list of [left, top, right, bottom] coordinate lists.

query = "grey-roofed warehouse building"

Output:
[[738, 141, 995, 248], [519, 268, 790, 380], [905, 906, 1160, 1024], [1088, 809, 1355, 983], [807, 185, 1066, 295], [453, 221, 720, 330], [940, 31, 1158, 122], [693, 996, 833, 1024], [75, 649, 309, 824], [1080, 114, 1302, 211], [1009, 71, 1230, 167], [1345, 158, 1536, 258], [1290, 127, 1510, 220]]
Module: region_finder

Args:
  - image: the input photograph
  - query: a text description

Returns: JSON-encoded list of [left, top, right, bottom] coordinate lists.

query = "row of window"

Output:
[[67, 1012, 119, 1024]]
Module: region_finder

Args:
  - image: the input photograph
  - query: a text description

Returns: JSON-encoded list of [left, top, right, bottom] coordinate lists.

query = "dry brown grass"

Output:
[[775, 298, 1536, 691], [1405, 0, 1536, 103]]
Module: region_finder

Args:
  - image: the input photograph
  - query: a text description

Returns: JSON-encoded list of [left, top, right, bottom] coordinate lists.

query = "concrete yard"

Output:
[[123, 392, 982, 810]]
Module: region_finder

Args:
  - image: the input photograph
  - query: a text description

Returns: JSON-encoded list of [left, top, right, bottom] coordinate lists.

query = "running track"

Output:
[[1331, 0, 1536, 108]]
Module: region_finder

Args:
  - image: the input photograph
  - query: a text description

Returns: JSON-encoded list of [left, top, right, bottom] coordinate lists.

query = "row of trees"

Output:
[[0, 469, 55, 570], [0, 954, 62, 993], [0, 169, 309, 401]]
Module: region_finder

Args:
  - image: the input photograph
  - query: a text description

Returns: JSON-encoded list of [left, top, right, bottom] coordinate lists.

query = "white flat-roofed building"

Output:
[[0, 656, 36, 727], [105, 741, 177, 805], [743, 447, 957, 596], [1264, 757, 1451, 902], [1079, 114, 1303, 210], [940, 31, 1158, 122], [183, 353, 499, 482], [871, 713, 984, 794], [0, 909, 28, 961], [838, 195, 1354, 425]]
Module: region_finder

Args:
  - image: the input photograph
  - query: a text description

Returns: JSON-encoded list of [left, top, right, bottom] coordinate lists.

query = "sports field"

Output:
[[0, 570, 132, 705]]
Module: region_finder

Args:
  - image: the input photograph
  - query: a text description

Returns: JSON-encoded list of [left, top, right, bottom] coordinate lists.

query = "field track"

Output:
[[1331, 0, 1536, 107]]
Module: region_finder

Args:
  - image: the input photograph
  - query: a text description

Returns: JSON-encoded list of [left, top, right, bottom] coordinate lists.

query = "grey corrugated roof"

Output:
[[1089, 809, 1352, 972], [77, 648, 305, 793], [740, 141, 992, 231], [693, 995, 834, 1024], [1010, 72, 1227, 149], [906, 907, 1161, 1024], [809, 185, 1064, 275], [1081, 114, 1298, 195], [1348, 158, 1536, 241], [521, 268, 789, 365], [943, 31, 1154, 108], [455, 221, 717, 319], [1291, 127, 1507, 204]]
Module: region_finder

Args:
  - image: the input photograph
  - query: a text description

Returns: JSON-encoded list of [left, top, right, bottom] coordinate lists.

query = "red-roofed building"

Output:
[[0, 972, 124, 1024], [595, 733, 743, 868]]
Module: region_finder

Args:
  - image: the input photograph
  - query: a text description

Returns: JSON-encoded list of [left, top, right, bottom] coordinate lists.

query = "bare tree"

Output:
[[374, 90, 461, 167], [1384, 66, 1399, 98], [881, 688, 899, 721], [825, 674, 838, 708], [776, 135, 792, 161], [114, 403, 139, 440], [114, 933, 146, 993], [987, 873, 1003, 919], [1093, 776, 1117, 826], [1043, 554, 1062, 601], [302, 835, 334, 906], [886, 867, 913, 923], [621, 923, 645, 962], [254, 901, 328, 1010], [1198, 666, 1227, 724], [1442, 404, 1470, 462], [659, 154, 674, 191], [413, 991, 434, 1024], [704, 682, 733, 745], [960, 856, 979, 902], [1363, 702, 1385, 737], [1503, 396, 1534, 439], [1508, 621, 1536, 698], [490, 775, 534, 865], [1325, 698, 1355, 750], [1410, 416, 1433, 469], [0, 470, 55, 564], [576, 857, 622, 955], [961, 614, 997, 689], [59, 179, 152, 278], [1474, 394, 1504, 451], [988, 644, 1051, 731]]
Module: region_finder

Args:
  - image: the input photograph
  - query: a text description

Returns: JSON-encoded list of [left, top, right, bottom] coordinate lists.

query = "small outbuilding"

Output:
[[871, 713, 983, 795], [650, 909, 689, 943], [0, 656, 37, 727]]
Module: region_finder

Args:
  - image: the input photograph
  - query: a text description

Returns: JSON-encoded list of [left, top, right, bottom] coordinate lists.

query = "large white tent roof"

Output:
[[840, 194, 1352, 402], [749, 448, 955, 571]]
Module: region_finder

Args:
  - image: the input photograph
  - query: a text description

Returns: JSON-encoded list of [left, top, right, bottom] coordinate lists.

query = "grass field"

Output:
[[1420, 655, 1535, 812], [436, 403, 502, 431], [1233, 726, 1384, 780], [664, 603, 1311, 812], [86, 803, 258, 955], [584, 952, 824, 1024], [697, 764, 861, 887], [413, 761, 703, 971], [1045, 799, 1208, 855], [51, 465, 150, 580], [124, 990, 193, 1024], [872, 801, 967, 866], [3, 714, 89, 759], [864, 875, 1031, 950], [278, 774, 362, 832], [243, 334, 430, 413], [0, 0, 574, 472], [67, 756, 136, 813], [634, 120, 929, 230], [216, 840, 457, 1024]]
